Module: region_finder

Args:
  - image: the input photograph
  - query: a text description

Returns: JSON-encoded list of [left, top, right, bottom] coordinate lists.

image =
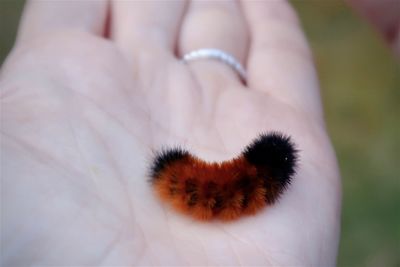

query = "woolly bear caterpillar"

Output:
[[149, 132, 298, 221]]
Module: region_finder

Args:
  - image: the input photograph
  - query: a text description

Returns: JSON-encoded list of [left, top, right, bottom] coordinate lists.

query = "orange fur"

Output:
[[152, 155, 271, 221]]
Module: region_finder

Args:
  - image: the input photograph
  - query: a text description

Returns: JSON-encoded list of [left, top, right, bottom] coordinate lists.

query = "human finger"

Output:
[[241, 0, 323, 119], [178, 0, 249, 90], [111, 0, 186, 59], [17, 0, 108, 43]]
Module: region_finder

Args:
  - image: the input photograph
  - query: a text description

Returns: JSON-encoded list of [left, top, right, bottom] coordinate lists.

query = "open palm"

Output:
[[1, 1, 341, 266]]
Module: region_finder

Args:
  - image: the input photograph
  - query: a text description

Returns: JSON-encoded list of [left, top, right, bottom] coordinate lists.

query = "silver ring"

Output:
[[181, 48, 247, 83]]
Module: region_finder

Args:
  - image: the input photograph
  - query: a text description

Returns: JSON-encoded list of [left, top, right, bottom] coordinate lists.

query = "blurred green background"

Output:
[[1, 0, 399, 266]]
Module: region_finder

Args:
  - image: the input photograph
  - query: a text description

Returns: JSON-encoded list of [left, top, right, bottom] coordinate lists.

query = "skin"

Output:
[[2, 0, 396, 265]]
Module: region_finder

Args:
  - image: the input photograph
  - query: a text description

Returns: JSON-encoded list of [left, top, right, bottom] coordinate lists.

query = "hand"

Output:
[[1, 1, 341, 265]]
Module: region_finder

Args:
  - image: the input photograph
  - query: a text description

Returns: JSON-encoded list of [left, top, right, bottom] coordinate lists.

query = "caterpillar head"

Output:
[[243, 132, 298, 186]]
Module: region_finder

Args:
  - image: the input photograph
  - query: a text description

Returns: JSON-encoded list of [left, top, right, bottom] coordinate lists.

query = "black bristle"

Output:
[[242, 132, 298, 187], [185, 179, 198, 194], [236, 176, 253, 209], [149, 148, 190, 182]]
